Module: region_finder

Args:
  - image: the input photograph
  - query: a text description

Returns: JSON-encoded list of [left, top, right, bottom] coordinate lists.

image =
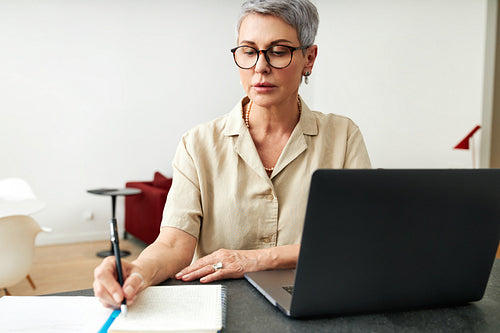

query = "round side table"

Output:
[[87, 188, 141, 258]]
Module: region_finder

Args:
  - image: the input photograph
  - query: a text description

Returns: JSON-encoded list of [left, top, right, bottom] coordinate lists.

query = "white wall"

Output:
[[314, 0, 489, 168], [0, 0, 492, 245]]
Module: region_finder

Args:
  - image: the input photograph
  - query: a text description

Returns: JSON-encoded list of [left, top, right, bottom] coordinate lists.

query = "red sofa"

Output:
[[124, 172, 172, 244]]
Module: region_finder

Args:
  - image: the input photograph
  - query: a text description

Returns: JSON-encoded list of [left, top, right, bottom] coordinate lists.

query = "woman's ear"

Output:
[[303, 45, 318, 75]]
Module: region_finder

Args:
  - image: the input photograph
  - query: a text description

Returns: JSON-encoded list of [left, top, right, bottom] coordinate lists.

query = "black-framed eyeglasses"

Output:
[[230, 45, 309, 69]]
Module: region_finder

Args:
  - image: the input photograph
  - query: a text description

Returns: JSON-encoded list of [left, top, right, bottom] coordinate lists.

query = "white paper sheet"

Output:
[[0, 296, 113, 332]]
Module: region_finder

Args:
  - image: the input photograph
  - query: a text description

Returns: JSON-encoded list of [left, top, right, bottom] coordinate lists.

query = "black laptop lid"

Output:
[[291, 169, 500, 317]]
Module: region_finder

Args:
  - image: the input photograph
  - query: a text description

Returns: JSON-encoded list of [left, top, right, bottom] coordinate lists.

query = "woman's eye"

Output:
[[269, 47, 288, 57], [270, 51, 285, 56], [240, 47, 256, 56]]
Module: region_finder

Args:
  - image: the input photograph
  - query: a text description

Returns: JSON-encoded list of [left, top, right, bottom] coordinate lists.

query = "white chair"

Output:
[[0, 178, 46, 218], [0, 178, 50, 295], [0, 215, 48, 295]]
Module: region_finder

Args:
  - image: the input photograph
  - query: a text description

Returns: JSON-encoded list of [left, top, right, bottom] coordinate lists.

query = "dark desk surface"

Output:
[[55, 259, 500, 332]]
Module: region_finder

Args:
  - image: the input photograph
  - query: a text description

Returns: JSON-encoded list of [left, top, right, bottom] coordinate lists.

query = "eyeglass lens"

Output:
[[233, 46, 294, 69]]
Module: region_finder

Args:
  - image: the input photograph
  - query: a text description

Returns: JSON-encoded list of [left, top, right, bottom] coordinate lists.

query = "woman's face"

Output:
[[237, 14, 317, 109]]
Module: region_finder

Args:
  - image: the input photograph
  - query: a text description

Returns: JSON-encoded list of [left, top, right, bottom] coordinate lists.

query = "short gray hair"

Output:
[[237, 0, 319, 47]]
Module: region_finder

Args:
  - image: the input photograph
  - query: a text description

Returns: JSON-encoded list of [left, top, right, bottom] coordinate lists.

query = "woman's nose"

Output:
[[254, 51, 270, 73]]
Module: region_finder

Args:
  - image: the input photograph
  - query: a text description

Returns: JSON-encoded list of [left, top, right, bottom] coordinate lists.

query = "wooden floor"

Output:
[[1, 239, 147, 297]]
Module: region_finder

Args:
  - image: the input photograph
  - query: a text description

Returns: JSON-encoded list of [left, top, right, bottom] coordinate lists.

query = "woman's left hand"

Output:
[[175, 248, 262, 283]]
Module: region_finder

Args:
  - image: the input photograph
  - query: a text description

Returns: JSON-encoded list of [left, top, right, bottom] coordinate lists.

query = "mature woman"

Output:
[[94, 0, 371, 309]]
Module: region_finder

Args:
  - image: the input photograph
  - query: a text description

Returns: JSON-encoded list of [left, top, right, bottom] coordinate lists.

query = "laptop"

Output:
[[244, 169, 500, 318]]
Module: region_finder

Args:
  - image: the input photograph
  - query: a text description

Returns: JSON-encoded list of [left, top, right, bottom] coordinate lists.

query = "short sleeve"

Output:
[[160, 134, 203, 239], [344, 124, 372, 169]]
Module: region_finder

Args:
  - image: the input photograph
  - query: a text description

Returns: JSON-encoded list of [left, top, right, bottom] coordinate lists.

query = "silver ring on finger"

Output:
[[211, 262, 223, 272]]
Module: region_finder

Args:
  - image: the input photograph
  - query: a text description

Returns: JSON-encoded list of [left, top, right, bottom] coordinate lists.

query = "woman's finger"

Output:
[[180, 264, 218, 281], [200, 269, 225, 283], [175, 254, 218, 279], [122, 271, 145, 305], [93, 257, 124, 308], [93, 278, 118, 308]]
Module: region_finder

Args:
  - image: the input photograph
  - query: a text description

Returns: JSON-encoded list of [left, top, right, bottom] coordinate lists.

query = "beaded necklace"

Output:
[[244, 98, 302, 172]]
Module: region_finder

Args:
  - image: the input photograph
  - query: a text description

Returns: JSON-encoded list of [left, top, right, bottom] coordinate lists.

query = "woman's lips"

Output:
[[253, 82, 276, 93]]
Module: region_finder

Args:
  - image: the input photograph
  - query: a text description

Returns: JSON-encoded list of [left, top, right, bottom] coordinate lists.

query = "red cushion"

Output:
[[125, 181, 169, 244], [152, 171, 172, 190]]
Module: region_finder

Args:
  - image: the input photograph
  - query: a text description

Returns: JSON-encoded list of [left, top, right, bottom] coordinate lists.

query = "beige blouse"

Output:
[[161, 97, 371, 260]]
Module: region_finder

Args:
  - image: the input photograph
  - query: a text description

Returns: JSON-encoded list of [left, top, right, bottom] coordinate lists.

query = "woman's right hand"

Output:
[[93, 227, 197, 308], [93, 256, 147, 309]]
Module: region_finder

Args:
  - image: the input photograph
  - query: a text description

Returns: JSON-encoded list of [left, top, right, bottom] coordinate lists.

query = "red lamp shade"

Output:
[[454, 125, 481, 150]]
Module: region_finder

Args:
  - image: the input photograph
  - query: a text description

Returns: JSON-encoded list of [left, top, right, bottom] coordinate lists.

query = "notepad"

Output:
[[108, 285, 226, 333]]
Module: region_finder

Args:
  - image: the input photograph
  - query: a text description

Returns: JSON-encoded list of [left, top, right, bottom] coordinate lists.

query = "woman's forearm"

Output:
[[250, 244, 301, 271], [133, 227, 197, 286]]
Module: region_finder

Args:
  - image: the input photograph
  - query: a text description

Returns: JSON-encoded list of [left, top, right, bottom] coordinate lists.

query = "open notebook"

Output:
[[107, 285, 226, 333]]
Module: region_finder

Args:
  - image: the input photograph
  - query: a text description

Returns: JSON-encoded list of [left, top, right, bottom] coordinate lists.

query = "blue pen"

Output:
[[109, 217, 128, 317]]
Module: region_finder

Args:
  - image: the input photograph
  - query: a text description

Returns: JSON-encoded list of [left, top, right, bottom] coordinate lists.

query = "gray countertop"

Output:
[[54, 259, 500, 332]]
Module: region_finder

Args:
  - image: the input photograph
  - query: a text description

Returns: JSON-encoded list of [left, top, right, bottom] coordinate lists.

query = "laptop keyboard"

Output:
[[282, 285, 294, 295]]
